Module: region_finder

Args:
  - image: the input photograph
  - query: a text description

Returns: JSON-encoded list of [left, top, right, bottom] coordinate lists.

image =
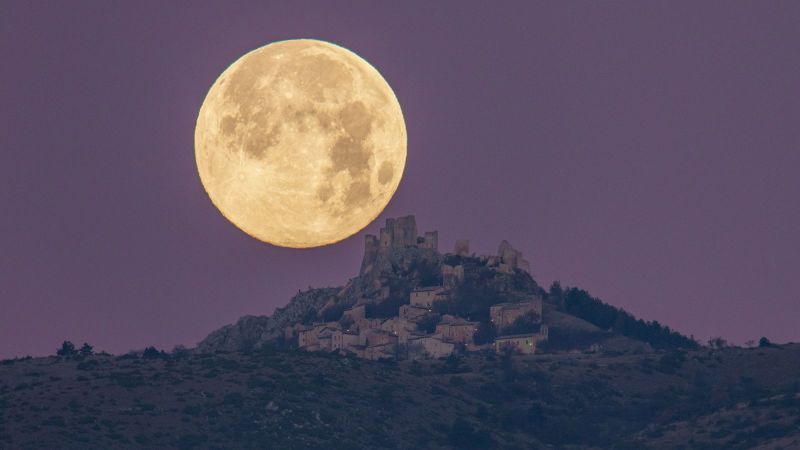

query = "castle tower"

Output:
[[454, 239, 470, 256], [421, 231, 438, 250]]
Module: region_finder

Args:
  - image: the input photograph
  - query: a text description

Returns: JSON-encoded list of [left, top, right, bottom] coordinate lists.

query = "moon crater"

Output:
[[195, 39, 406, 248]]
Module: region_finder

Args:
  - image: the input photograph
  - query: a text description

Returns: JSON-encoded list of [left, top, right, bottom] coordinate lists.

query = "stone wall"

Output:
[[442, 264, 465, 288], [497, 240, 531, 274], [490, 298, 543, 329], [454, 239, 470, 256], [421, 231, 438, 250]]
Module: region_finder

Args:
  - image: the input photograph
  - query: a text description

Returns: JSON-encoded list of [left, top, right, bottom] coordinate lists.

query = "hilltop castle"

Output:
[[361, 215, 438, 274], [292, 215, 547, 361]]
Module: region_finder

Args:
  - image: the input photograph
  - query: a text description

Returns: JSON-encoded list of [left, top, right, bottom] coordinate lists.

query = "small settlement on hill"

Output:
[[285, 216, 549, 360]]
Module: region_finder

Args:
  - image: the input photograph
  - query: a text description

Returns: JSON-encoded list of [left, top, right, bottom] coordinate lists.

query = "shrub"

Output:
[[473, 322, 497, 345], [416, 314, 441, 334], [79, 343, 94, 357], [499, 312, 541, 335], [448, 418, 494, 449], [77, 360, 100, 371], [142, 347, 167, 359], [562, 288, 698, 349], [56, 341, 77, 358]]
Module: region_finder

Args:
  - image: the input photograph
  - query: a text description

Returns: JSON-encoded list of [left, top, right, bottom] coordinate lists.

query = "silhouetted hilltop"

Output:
[[200, 216, 698, 357], [2, 216, 796, 449]]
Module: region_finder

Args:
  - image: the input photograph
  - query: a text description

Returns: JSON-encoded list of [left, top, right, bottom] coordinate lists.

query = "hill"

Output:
[[1, 344, 799, 449], [199, 216, 698, 357]]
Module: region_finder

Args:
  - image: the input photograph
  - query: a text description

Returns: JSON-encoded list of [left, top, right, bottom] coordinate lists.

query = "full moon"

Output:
[[195, 39, 406, 248]]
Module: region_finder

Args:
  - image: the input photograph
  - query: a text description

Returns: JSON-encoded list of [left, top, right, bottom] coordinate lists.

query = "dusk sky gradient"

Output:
[[2, 2, 799, 358]]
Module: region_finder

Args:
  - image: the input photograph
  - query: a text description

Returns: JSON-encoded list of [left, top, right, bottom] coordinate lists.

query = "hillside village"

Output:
[[284, 216, 550, 360]]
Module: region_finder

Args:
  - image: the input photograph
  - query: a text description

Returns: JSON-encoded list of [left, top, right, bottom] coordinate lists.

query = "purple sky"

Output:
[[2, 2, 799, 358]]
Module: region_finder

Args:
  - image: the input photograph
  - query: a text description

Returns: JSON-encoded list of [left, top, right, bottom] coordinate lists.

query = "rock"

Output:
[[197, 287, 340, 352]]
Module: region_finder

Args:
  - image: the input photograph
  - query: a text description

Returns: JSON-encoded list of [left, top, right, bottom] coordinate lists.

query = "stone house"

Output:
[[342, 305, 366, 322], [364, 343, 395, 361], [360, 328, 398, 347], [435, 315, 479, 345], [380, 317, 418, 344], [494, 325, 549, 354], [490, 298, 543, 329], [399, 304, 432, 322], [331, 329, 359, 352], [298, 323, 340, 351], [410, 286, 446, 308]]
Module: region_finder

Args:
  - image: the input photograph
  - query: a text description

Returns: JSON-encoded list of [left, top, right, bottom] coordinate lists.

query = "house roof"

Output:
[[495, 333, 539, 340], [439, 315, 479, 326], [491, 299, 539, 309], [412, 286, 444, 293], [402, 304, 430, 311]]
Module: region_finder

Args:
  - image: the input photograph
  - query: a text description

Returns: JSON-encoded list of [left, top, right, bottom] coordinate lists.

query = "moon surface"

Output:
[[195, 39, 406, 248]]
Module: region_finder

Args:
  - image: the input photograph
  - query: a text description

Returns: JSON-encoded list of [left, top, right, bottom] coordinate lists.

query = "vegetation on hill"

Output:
[[548, 283, 699, 350], [1, 344, 798, 449]]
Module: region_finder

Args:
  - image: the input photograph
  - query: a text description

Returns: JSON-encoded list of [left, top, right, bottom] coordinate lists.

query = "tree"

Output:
[[79, 343, 94, 357], [56, 341, 77, 358], [758, 336, 772, 348], [142, 346, 165, 359], [500, 312, 541, 335], [338, 315, 355, 331], [473, 322, 497, 345], [448, 418, 494, 449], [416, 313, 441, 334], [708, 336, 728, 349]]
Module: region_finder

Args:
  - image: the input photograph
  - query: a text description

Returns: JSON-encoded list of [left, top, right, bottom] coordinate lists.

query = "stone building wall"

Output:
[[490, 298, 543, 329], [421, 231, 438, 250], [410, 286, 445, 307], [454, 239, 470, 256], [442, 264, 465, 288]]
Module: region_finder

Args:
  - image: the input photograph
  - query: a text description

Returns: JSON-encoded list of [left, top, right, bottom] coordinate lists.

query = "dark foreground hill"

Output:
[[2, 344, 799, 449]]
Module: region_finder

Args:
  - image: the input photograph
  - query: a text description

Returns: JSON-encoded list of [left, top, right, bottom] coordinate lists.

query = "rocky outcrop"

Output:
[[197, 240, 444, 353], [197, 287, 340, 352]]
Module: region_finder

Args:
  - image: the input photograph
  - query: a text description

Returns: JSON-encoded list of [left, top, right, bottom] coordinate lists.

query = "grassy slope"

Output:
[[1, 345, 799, 449]]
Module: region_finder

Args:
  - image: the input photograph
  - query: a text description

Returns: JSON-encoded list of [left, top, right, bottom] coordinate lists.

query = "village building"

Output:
[[490, 298, 543, 329], [410, 286, 446, 308], [360, 328, 398, 347], [435, 315, 479, 345], [399, 304, 431, 322], [331, 329, 359, 352], [494, 326, 548, 354], [293, 216, 560, 361], [380, 317, 418, 344], [298, 323, 341, 351], [341, 304, 366, 322], [364, 343, 395, 361]]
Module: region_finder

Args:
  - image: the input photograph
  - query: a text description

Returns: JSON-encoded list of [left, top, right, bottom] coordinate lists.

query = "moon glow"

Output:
[[195, 39, 406, 248]]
